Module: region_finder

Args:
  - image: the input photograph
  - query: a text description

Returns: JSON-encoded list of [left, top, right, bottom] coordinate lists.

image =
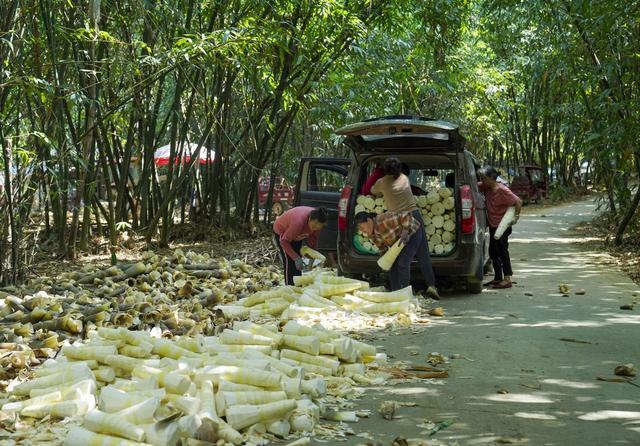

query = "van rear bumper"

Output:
[[337, 238, 484, 279]]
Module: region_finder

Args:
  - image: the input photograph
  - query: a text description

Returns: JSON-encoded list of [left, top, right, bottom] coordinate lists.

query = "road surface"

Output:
[[339, 199, 640, 445]]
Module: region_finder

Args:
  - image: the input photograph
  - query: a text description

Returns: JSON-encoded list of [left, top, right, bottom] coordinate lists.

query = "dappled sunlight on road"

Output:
[[578, 410, 640, 421]]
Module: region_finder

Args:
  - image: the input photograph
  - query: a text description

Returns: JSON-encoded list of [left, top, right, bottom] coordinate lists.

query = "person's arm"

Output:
[[280, 219, 304, 259], [361, 167, 385, 195], [502, 187, 523, 224], [513, 197, 523, 224], [279, 237, 298, 260]]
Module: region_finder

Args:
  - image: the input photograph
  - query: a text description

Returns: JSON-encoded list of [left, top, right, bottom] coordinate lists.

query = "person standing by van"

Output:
[[478, 166, 522, 289], [273, 206, 328, 285], [370, 157, 439, 298]]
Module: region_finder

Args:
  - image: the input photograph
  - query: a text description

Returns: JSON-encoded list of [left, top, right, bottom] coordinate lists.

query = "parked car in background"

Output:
[[509, 165, 547, 203], [295, 116, 489, 293], [258, 176, 295, 216]]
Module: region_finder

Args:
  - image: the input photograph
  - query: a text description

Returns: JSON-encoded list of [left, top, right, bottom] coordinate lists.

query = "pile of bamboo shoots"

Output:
[[355, 190, 457, 256], [0, 250, 278, 382], [2, 321, 380, 445], [216, 270, 418, 321]]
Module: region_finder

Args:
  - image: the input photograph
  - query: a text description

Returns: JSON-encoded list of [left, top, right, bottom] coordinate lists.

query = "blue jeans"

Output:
[[389, 210, 436, 291]]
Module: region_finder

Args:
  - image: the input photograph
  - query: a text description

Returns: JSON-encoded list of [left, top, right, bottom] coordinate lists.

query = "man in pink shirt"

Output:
[[478, 167, 523, 289], [272, 206, 328, 285]]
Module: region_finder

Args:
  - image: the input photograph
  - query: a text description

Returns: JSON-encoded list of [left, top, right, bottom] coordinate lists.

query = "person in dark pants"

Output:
[[355, 211, 439, 299], [478, 166, 522, 289], [272, 206, 328, 285], [370, 157, 438, 297]]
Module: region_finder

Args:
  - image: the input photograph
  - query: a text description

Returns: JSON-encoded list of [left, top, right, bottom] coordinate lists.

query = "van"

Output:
[[294, 116, 488, 293]]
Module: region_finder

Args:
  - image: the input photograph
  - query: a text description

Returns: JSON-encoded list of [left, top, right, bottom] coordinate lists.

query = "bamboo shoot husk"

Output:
[[203, 356, 270, 371], [315, 282, 363, 297], [299, 246, 326, 263], [215, 390, 287, 416], [29, 379, 96, 399], [114, 397, 160, 425], [282, 335, 320, 356], [280, 358, 333, 377], [175, 335, 205, 353], [94, 367, 116, 383], [64, 345, 118, 361], [354, 285, 413, 303], [132, 366, 191, 395], [495, 206, 516, 239], [64, 426, 145, 446], [232, 321, 283, 345], [241, 350, 300, 378], [266, 419, 291, 438], [219, 329, 274, 346], [13, 365, 93, 396], [198, 380, 217, 420], [225, 399, 297, 431], [2, 390, 61, 413], [206, 343, 272, 355], [359, 300, 411, 314], [99, 387, 165, 413], [218, 379, 263, 392], [143, 421, 180, 446], [300, 377, 326, 398], [351, 339, 376, 357], [280, 349, 339, 373], [35, 360, 98, 376], [22, 395, 95, 418], [111, 377, 158, 392], [83, 409, 146, 442], [194, 365, 281, 389], [282, 321, 336, 342]]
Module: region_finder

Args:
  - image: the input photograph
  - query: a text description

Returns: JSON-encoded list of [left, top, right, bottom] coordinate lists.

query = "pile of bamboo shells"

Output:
[[215, 270, 418, 320], [0, 250, 280, 383], [355, 188, 456, 255], [2, 320, 380, 445]]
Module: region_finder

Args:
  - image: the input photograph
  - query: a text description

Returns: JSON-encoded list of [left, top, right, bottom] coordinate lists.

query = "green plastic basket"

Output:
[[353, 234, 378, 255]]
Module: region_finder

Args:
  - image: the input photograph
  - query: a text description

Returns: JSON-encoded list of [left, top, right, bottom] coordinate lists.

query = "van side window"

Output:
[[308, 165, 347, 193]]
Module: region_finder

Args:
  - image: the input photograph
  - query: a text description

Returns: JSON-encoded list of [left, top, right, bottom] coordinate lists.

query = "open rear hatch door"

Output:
[[335, 116, 465, 153]]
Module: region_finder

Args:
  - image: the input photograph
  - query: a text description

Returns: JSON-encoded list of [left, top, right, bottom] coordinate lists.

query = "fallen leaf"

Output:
[[620, 304, 634, 310], [558, 284, 570, 294], [558, 337, 592, 344], [497, 388, 509, 394], [524, 292, 533, 296], [378, 401, 398, 420], [614, 364, 636, 377], [428, 307, 444, 317]]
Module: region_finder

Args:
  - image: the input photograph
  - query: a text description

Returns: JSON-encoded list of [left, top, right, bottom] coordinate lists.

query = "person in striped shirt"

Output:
[[355, 211, 440, 299]]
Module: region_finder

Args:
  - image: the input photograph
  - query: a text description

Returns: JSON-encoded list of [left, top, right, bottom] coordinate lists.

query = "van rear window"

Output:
[[361, 133, 449, 141]]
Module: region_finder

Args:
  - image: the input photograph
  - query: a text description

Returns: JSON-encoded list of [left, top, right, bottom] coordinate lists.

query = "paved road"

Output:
[[341, 199, 640, 445]]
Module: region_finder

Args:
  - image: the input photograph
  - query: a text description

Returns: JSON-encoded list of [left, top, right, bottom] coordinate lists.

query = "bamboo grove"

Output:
[[1, 0, 639, 285]]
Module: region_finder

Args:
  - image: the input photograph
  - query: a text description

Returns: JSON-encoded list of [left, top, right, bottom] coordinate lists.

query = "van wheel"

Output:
[[467, 279, 483, 294]]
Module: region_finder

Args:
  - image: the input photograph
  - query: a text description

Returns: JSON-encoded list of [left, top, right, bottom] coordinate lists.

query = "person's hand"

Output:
[[400, 231, 411, 244], [511, 214, 520, 225], [294, 257, 305, 271]]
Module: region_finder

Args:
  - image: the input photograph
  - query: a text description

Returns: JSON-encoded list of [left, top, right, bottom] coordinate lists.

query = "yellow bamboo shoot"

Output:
[[225, 399, 297, 431], [282, 335, 320, 356], [219, 329, 274, 346], [83, 409, 145, 442], [13, 365, 93, 396], [64, 345, 118, 361], [22, 395, 95, 418], [354, 285, 412, 303], [280, 349, 339, 373], [64, 426, 144, 446], [132, 366, 190, 395], [215, 390, 288, 416], [2, 390, 61, 413], [114, 397, 159, 425], [377, 239, 404, 271]]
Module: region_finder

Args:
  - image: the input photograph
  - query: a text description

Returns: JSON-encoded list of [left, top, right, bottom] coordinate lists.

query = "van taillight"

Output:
[[338, 186, 352, 232], [460, 184, 474, 234]]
